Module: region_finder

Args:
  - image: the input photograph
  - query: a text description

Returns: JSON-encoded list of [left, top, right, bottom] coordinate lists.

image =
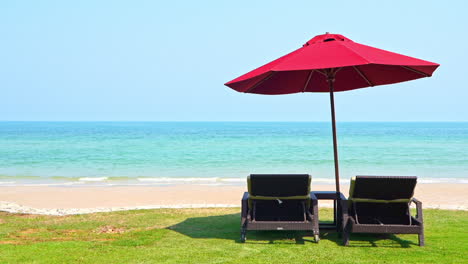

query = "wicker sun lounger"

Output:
[[340, 176, 424, 246], [240, 174, 319, 243]]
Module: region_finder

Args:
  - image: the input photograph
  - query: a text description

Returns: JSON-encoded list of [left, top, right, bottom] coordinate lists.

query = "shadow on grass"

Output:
[[168, 213, 418, 247], [167, 213, 315, 244], [321, 232, 417, 248], [349, 234, 417, 248]]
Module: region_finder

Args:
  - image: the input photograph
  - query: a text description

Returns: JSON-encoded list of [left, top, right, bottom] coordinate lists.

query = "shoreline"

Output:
[[1, 176, 468, 186], [1, 183, 467, 215]]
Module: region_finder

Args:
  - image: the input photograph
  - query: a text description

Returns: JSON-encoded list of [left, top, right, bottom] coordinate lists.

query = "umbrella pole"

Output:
[[328, 77, 341, 194]]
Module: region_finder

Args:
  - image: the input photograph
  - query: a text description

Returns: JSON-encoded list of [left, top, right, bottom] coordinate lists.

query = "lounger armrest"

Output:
[[338, 195, 348, 209], [338, 192, 347, 200], [242, 192, 249, 201], [310, 192, 318, 201], [309, 192, 319, 215], [411, 197, 423, 222], [241, 192, 249, 225], [308, 192, 319, 233], [411, 197, 421, 205]]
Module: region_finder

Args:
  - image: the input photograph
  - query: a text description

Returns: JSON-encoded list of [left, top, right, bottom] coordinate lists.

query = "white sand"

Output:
[[0, 184, 467, 215]]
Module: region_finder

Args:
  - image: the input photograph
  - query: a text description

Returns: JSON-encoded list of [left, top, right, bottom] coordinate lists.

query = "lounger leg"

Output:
[[418, 231, 424, 246], [339, 197, 348, 240], [337, 200, 342, 238], [240, 215, 247, 243], [240, 226, 247, 243], [240, 192, 249, 243], [412, 197, 424, 247], [310, 194, 320, 243], [342, 224, 350, 246], [314, 234, 320, 243]]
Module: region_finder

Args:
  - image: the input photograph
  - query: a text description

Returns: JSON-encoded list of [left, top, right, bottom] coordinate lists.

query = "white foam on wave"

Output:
[[219, 178, 245, 183], [419, 178, 468, 184], [0, 181, 16, 185], [21, 181, 86, 187], [312, 178, 341, 184], [136, 177, 248, 184], [2, 176, 468, 187], [138, 177, 220, 183], [78, 177, 109, 182]]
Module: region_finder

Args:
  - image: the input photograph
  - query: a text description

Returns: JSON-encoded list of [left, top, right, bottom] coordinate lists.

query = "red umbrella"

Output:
[[225, 33, 439, 193]]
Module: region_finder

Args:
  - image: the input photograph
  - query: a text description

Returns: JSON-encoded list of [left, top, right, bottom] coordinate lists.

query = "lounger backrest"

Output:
[[349, 176, 417, 203], [248, 174, 311, 199]]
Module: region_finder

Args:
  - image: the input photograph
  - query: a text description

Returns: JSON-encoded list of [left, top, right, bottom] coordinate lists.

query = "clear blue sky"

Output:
[[1, 0, 466, 121]]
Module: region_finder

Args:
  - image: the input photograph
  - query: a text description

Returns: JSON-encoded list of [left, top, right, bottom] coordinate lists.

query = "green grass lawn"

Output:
[[0, 208, 467, 264]]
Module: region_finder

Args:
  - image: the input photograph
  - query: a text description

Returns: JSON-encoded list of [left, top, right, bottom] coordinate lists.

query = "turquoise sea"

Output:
[[0, 122, 467, 186]]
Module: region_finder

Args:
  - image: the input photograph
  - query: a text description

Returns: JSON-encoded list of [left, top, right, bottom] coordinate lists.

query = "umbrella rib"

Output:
[[244, 72, 275, 93], [302, 70, 314, 92], [353, 66, 374, 86], [316, 70, 328, 77], [332, 67, 343, 75], [317, 67, 342, 78], [401, 66, 429, 77]]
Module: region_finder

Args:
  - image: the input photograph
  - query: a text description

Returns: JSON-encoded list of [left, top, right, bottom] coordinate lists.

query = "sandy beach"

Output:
[[0, 183, 466, 215]]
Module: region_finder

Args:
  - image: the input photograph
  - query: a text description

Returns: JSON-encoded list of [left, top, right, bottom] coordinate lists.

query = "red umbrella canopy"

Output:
[[225, 33, 439, 94]]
